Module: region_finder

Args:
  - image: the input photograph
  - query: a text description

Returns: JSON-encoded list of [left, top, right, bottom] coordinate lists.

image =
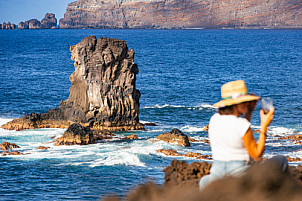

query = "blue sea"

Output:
[[0, 29, 301, 200]]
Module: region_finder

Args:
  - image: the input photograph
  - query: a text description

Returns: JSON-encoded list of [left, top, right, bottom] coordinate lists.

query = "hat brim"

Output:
[[213, 95, 260, 108]]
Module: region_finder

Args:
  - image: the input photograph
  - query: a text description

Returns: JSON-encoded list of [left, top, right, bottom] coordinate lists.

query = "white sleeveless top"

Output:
[[209, 113, 251, 161]]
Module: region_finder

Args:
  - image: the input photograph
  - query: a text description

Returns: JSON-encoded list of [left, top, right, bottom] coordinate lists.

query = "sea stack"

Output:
[[2, 36, 144, 131], [18, 13, 57, 29], [1, 22, 17, 29]]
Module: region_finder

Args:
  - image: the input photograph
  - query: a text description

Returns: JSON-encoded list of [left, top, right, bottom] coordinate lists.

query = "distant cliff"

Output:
[[59, 0, 302, 29]]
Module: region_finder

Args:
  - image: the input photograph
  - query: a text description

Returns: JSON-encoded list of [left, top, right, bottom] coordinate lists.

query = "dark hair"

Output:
[[218, 105, 234, 115]]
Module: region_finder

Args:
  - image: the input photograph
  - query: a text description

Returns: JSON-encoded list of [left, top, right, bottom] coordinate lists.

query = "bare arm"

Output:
[[242, 108, 275, 161]]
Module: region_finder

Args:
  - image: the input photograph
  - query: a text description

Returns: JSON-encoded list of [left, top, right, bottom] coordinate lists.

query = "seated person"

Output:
[[199, 80, 288, 190]]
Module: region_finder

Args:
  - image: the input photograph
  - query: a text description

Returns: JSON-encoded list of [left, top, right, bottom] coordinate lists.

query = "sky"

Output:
[[0, 0, 76, 24]]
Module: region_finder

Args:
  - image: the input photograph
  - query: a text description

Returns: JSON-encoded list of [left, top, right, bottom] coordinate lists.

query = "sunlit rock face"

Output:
[[59, 0, 302, 29], [61, 35, 143, 130]]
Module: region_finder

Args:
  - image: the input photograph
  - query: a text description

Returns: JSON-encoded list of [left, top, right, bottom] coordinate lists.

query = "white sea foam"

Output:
[[140, 120, 152, 124], [143, 104, 186, 109], [0, 118, 13, 127], [194, 103, 215, 110], [180, 125, 205, 133], [269, 126, 296, 136], [90, 152, 145, 167], [1, 117, 301, 166], [142, 103, 215, 110]]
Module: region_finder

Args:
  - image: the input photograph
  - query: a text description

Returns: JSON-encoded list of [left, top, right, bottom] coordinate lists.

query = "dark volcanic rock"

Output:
[[60, 0, 302, 29], [0, 142, 20, 150], [2, 36, 143, 131], [156, 128, 190, 146], [41, 13, 57, 29], [54, 123, 94, 146], [163, 159, 211, 187]]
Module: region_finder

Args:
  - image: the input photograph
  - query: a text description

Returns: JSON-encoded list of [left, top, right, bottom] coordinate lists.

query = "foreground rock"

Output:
[[60, 0, 302, 29], [103, 160, 302, 201], [163, 159, 212, 187], [0, 142, 20, 150], [18, 13, 57, 29], [156, 129, 190, 146], [2, 36, 143, 131]]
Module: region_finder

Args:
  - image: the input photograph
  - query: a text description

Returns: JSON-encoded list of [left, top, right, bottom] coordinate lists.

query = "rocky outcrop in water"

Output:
[[41, 13, 57, 29], [1, 22, 17, 29], [60, 0, 302, 29], [54, 123, 95, 146], [156, 129, 190, 146], [18, 13, 57, 29], [157, 149, 212, 160], [2, 36, 143, 131], [0, 142, 20, 150]]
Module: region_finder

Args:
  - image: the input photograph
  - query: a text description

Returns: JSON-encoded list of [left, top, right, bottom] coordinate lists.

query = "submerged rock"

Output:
[[122, 134, 138, 140], [1, 151, 24, 156], [157, 149, 211, 160], [2, 36, 143, 131], [0, 142, 20, 150], [156, 129, 190, 146], [37, 146, 50, 150]]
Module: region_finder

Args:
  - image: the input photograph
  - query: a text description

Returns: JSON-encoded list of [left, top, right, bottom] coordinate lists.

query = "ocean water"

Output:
[[0, 29, 302, 200]]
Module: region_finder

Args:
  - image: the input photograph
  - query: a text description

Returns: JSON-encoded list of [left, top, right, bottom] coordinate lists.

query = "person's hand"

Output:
[[260, 107, 275, 134]]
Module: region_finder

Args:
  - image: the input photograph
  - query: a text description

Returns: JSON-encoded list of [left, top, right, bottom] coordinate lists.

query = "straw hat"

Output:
[[213, 80, 260, 108]]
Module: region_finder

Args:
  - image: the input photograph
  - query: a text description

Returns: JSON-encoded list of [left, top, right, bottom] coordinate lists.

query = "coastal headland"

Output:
[[1, 36, 144, 131], [59, 0, 302, 29]]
